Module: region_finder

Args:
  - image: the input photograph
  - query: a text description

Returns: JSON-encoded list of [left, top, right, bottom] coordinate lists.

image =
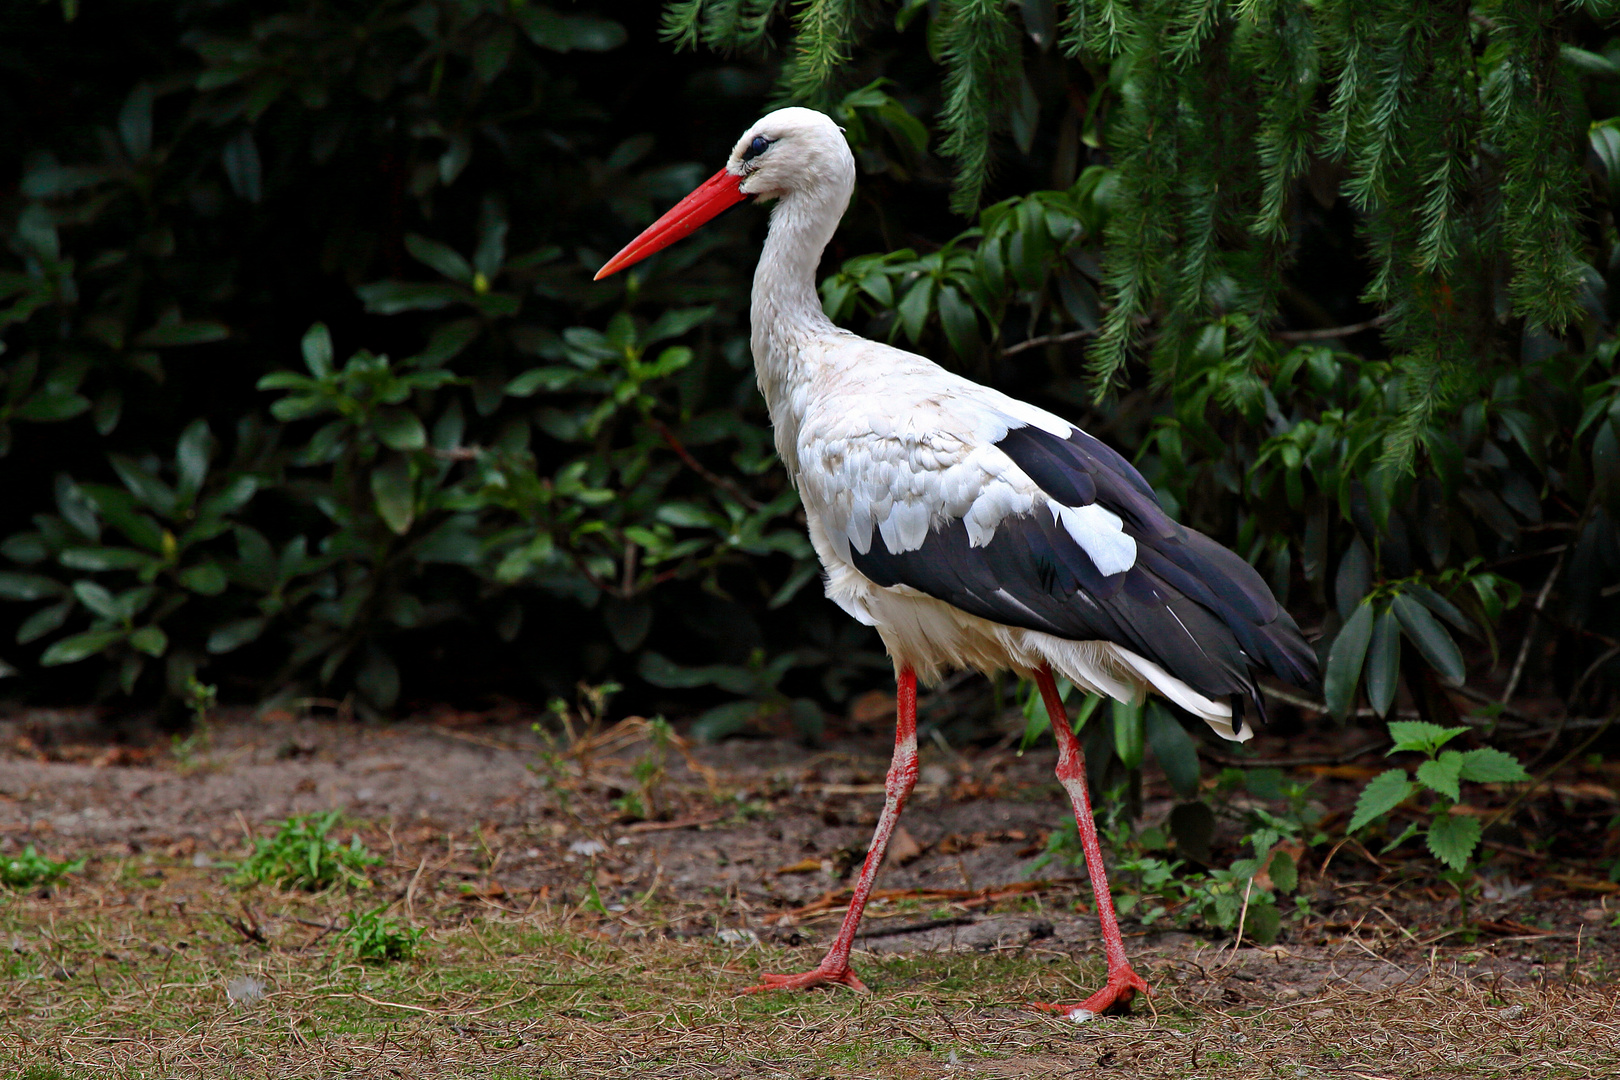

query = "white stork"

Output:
[[597, 108, 1318, 1019]]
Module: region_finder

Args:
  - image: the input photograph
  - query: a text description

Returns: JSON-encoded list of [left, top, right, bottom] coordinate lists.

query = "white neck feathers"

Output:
[[749, 178, 852, 477]]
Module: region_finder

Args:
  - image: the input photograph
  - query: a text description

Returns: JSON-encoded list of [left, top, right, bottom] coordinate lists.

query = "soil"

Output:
[[2, 700, 1617, 1016]]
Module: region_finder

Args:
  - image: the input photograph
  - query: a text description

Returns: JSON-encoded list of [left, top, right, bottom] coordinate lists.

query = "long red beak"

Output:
[[594, 168, 748, 281]]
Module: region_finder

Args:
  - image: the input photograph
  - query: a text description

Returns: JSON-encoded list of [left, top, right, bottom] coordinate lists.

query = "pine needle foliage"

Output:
[[936, 0, 1024, 214], [661, 0, 1617, 464]]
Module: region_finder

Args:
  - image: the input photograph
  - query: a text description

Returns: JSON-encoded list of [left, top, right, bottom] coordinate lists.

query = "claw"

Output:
[[743, 965, 869, 994], [1029, 966, 1151, 1019]]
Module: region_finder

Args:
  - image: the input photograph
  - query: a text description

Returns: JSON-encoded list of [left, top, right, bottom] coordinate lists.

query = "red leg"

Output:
[[1028, 666, 1150, 1020], [744, 667, 919, 995]]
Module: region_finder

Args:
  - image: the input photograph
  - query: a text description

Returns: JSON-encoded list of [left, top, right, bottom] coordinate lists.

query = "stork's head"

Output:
[[595, 107, 853, 281]]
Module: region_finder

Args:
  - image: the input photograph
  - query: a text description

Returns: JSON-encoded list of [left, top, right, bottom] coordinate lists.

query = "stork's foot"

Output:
[[1029, 966, 1151, 1021], [743, 964, 869, 995]]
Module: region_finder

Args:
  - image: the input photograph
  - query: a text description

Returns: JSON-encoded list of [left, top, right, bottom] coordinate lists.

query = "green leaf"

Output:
[[257, 371, 317, 393], [410, 319, 479, 368], [404, 234, 473, 284], [222, 129, 262, 202], [14, 390, 91, 422], [505, 367, 577, 396], [1324, 602, 1375, 719], [356, 282, 465, 315], [40, 629, 125, 666], [208, 617, 267, 655], [128, 625, 168, 657], [72, 580, 121, 619], [178, 563, 228, 596], [1144, 701, 1199, 798], [1425, 814, 1483, 872], [1349, 768, 1416, 832], [372, 408, 427, 451], [175, 419, 212, 497], [687, 700, 758, 742], [1405, 584, 1476, 636], [1365, 607, 1400, 717], [655, 502, 723, 528], [21, 163, 109, 200], [302, 323, 334, 377], [768, 561, 820, 609], [637, 652, 756, 694], [370, 455, 415, 535], [937, 283, 979, 357], [1169, 801, 1215, 864], [1456, 747, 1531, 784], [110, 455, 178, 516], [643, 306, 715, 345], [1392, 594, 1465, 685], [1243, 902, 1282, 945], [0, 572, 63, 601], [897, 277, 933, 343], [1562, 45, 1620, 77], [515, 7, 626, 52], [356, 647, 400, 711], [1112, 697, 1144, 770], [135, 321, 230, 347], [1415, 751, 1464, 802], [119, 83, 154, 158], [18, 601, 72, 645], [1268, 850, 1298, 895], [1387, 720, 1467, 756], [197, 476, 260, 521]]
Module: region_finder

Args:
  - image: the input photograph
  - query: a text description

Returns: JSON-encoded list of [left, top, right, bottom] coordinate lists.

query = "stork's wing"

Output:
[[805, 399, 1318, 723]]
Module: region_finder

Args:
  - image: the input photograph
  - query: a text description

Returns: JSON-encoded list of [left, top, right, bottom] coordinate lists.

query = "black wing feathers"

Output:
[[852, 422, 1319, 722]]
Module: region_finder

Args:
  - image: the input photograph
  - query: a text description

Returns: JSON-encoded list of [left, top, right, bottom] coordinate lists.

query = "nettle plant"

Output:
[[1036, 762, 1328, 946], [1350, 721, 1531, 875]]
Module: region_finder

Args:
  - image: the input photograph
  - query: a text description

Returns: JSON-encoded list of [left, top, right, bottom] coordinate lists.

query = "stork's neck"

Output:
[[750, 185, 849, 474]]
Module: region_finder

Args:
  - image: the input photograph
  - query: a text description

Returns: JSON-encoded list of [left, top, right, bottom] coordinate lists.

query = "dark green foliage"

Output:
[[0, 1, 847, 717], [6, 0, 1620, 836], [936, 0, 1024, 214], [661, 0, 1620, 789]]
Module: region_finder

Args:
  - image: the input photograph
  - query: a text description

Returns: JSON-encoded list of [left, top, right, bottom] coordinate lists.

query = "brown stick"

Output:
[[1272, 314, 1392, 341], [1001, 328, 1096, 357], [649, 417, 762, 511]]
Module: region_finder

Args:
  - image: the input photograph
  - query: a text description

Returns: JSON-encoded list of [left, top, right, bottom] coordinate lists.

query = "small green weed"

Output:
[[342, 905, 423, 962], [616, 716, 674, 820], [1039, 768, 1327, 945], [1, 845, 85, 890], [21, 1065, 79, 1080], [170, 676, 218, 766], [1349, 721, 1530, 919], [233, 811, 381, 891]]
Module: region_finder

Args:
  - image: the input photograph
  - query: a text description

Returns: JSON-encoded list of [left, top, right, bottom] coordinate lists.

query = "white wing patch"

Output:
[[1048, 499, 1137, 576], [792, 339, 1100, 563]]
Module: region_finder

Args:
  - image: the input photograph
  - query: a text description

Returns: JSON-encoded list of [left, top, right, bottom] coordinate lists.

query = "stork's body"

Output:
[[599, 108, 1318, 1019]]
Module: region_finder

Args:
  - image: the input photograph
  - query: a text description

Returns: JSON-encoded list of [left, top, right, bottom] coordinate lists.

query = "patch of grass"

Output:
[[1, 844, 85, 889], [233, 811, 381, 891], [342, 905, 423, 962], [3, 821, 1616, 1080], [21, 1065, 81, 1080]]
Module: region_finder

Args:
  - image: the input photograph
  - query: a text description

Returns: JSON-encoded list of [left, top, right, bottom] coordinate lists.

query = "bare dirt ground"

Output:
[[1, 702, 1617, 1077]]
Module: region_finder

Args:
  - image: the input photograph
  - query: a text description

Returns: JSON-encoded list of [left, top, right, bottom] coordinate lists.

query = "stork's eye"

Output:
[[742, 135, 771, 162]]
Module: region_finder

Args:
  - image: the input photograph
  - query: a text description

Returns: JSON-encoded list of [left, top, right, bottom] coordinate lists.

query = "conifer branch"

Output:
[[786, 0, 859, 99], [937, 0, 1022, 214]]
